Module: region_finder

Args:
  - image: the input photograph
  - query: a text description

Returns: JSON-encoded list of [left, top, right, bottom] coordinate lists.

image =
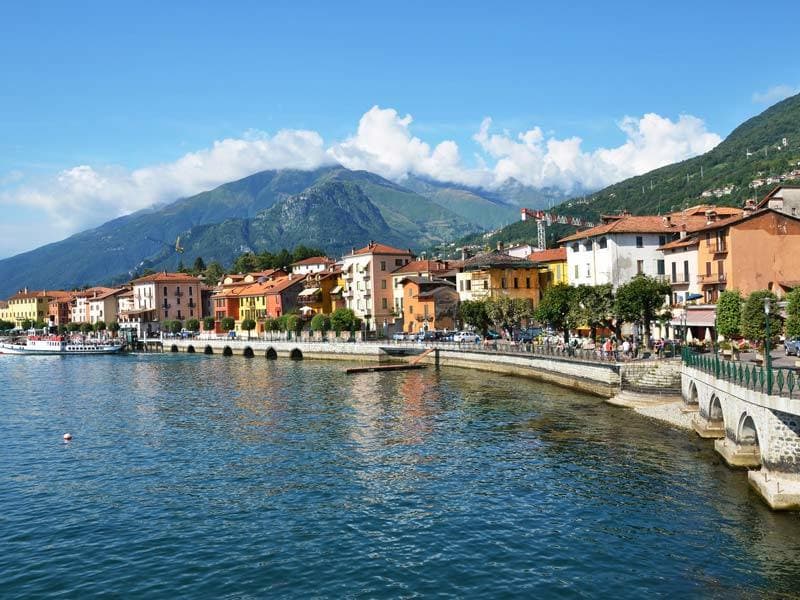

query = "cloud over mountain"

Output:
[[0, 106, 720, 256]]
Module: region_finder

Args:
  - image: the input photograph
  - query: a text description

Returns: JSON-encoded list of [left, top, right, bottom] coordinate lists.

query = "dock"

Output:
[[345, 363, 428, 374]]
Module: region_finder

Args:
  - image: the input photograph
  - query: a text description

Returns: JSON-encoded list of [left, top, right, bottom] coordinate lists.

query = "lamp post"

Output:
[[764, 296, 773, 394]]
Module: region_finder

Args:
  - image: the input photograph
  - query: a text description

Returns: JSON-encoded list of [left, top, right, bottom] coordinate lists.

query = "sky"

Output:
[[1, 0, 799, 258]]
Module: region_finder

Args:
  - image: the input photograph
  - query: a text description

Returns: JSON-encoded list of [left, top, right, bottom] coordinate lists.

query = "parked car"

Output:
[[392, 332, 408, 341], [453, 331, 481, 343], [485, 330, 501, 340], [784, 339, 800, 356], [416, 330, 440, 342], [514, 327, 542, 343]]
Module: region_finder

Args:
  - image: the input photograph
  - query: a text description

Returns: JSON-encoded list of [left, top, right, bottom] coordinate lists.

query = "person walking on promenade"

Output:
[[622, 338, 631, 359]]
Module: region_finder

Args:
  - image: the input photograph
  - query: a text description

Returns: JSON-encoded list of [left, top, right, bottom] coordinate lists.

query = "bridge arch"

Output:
[[686, 380, 699, 406], [223, 346, 233, 357], [708, 394, 724, 429], [266, 347, 277, 360], [738, 413, 760, 447], [243, 346, 255, 358], [204, 345, 214, 355], [290, 348, 303, 361], [187, 345, 195, 353], [170, 344, 179, 352]]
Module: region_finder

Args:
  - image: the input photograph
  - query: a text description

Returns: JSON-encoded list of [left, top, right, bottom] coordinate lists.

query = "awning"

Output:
[[299, 306, 314, 313], [669, 307, 716, 327], [330, 286, 343, 294], [297, 287, 320, 297]]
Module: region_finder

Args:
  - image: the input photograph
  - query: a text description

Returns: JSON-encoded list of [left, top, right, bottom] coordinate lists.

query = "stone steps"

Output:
[[607, 390, 681, 408]]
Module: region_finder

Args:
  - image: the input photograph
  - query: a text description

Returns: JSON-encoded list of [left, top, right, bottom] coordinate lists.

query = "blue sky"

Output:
[[1, 0, 799, 257]]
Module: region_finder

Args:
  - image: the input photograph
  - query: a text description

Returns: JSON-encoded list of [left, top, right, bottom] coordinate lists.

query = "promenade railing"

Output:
[[682, 346, 797, 398]]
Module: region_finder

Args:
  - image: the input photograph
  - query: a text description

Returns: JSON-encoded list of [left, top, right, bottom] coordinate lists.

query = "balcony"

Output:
[[712, 243, 728, 255], [162, 303, 171, 309], [174, 290, 184, 297], [698, 273, 727, 285], [670, 274, 690, 286], [187, 301, 196, 308]]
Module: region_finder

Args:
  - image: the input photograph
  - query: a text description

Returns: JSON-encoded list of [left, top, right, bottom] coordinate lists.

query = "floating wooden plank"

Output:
[[409, 348, 435, 365], [345, 363, 428, 374]]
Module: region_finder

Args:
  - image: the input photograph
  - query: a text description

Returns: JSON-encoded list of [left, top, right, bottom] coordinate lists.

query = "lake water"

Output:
[[2, 353, 799, 598]]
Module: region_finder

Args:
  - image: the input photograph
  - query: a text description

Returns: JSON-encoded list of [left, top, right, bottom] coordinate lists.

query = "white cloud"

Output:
[[752, 84, 799, 105], [0, 105, 722, 257]]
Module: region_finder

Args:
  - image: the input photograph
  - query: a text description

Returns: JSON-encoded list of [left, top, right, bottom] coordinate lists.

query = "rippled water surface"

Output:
[[2, 353, 800, 598]]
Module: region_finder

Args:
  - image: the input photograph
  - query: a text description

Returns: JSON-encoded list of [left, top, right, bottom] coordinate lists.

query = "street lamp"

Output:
[[764, 296, 773, 394]]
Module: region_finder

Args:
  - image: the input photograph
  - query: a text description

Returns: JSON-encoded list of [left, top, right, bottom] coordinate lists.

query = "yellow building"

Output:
[[456, 247, 541, 307], [5, 288, 53, 327], [528, 247, 568, 289], [0, 301, 10, 324]]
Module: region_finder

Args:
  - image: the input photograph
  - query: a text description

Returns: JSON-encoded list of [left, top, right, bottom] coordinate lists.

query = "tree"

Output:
[[170, 320, 183, 334], [571, 284, 616, 340], [741, 290, 781, 344], [716, 290, 743, 339], [177, 259, 187, 273], [241, 318, 256, 339], [231, 253, 259, 274], [21, 319, 33, 330], [282, 314, 300, 334], [459, 300, 491, 334], [67, 322, 82, 332], [220, 317, 235, 333], [108, 322, 120, 336], [57, 324, 68, 335], [535, 283, 577, 342], [613, 275, 671, 347], [310, 313, 330, 333], [785, 288, 800, 339], [203, 316, 216, 331], [203, 261, 225, 286], [485, 297, 533, 333], [192, 256, 206, 275], [93, 320, 106, 333], [80, 323, 94, 334], [186, 318, 201, 333], [330, 308, 357, 334]]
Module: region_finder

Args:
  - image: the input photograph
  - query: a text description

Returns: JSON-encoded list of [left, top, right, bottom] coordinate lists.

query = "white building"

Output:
[[341, 242, 413, 331], [659, 237, 700, 307], [87, 288, 126, 325], [290, 256, 335, 276]]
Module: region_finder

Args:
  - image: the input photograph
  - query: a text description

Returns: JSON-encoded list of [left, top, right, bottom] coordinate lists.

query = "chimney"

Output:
[[497, 241, 505, 253], [742, 199, 756, 216], [705, 209, 717, 224], [663, 215, 672, 226], [679, 223, 688, 239], [461, 247, 468, 261]]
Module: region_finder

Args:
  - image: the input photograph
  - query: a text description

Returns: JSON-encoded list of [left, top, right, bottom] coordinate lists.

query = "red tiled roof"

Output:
[[290, 256, 334, 266], [658, 237, 699, 251], [527, 247, 566, 263], [131, 272, 202, 284], [392, 259, 451, 275], [349, 242, 414, 256]]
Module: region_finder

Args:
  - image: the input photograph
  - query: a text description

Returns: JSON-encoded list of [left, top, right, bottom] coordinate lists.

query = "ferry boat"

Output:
[[0, 335, 125, 355]]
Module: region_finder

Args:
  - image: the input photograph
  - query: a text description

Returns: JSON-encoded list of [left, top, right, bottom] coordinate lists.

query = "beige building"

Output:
[[341, 241, 413, 331], [119, 272, 203, 336]]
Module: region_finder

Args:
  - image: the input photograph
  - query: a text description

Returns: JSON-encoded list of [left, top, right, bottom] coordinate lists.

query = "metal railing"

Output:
[[682, 347, 796, 397]]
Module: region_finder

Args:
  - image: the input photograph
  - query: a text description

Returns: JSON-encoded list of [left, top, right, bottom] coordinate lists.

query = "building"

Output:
[[528, 247, 567, 289], [5, 288, 54, 327], [297, 266, 345, 317], [341, 241, 414, 331], [506, 244, 536, 259], [290, 256, 335, 276], [559, 206, 741, 289], [47, 291, 75, 328], [757, 185, 800, 217], [390, 259, 456, 322], [658, 236, 700, 307], [119, 272, 203, 336], [456, 245, 540, 307], [400, 278, 459, 333]]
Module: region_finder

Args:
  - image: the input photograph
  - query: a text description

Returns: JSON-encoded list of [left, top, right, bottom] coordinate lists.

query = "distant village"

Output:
[[2, 185, 800, 344]]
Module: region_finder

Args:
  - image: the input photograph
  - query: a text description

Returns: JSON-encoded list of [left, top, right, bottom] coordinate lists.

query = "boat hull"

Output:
[[0, 342, 125, 355]]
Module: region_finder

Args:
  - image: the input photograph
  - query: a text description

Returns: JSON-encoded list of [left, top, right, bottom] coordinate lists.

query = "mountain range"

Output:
[[0, 166, 563, 297]]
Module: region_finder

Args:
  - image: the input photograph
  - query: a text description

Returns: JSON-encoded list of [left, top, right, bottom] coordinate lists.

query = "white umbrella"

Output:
[[685, 327, 693, 343], [704, 327, 712, 342]]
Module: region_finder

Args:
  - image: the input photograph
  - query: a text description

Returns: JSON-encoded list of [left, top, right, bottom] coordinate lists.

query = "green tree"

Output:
[[571, 284, 616, 340], [310, 313, 330, 333], [220, 317, 235, 333], [716, 290, 743, 339], [785, 288, 800, 339], [241, 318, 256, 339], [231, 253, 259, 274], [80, 323, 94, 334], [21, 318, 33, 330], [169, 320, 183, 334], [67, 322, 82, 332], [93, 320, 106, 332], [108, 321, 120, 336], [186, 318, 201, 333], [459, 300, 491, 334], [613, 275, 671, 347], [192, 256, 206, 275], [535, 283, 578, 342], [203, 261, 225, 286], [203, 316, 216, 331], [282, 314, 300, 334], [741, 290, 781, 344], [57, 324, 68, 335], [177, 259, 187, 273], [485, 297, 533, 332], [330, 308, 357, 334]]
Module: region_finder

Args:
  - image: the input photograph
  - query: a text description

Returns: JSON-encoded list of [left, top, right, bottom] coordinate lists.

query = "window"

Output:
[[189, 287, 193, 296], [683, 261, 689, 282], [381, 280, 387, 289], [163, 286, 168, 295], [572, 243, 579, 252], [525, 277, 531, 289], [190, 310, 194, 317], [597, 237, 607, 249], [659, 235, 666, 247], [657, 260, 665, 275], [466, 280, 471, 291], [459, 281, 463, 291], [705, 262, 711, 276], [636, 236, 643, 248], [380, 261, 386, 271], [501, 277, 507, 289], [407, 288, 412, 297], [176, 297, 181, 305], [585, 263, 590, 277], [483, 281, 488, 290], [671, 262, 677, 283], [395, 259, 403, 266], [636, 260, 644, 274], [513, 277, 519, 289], [574, 265, 579, 279], [381, 298, 388, 309]]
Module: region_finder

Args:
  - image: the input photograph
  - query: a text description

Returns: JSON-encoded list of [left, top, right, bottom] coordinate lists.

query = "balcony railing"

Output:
[[670, 274, 690, 285], [698, 273, 727, 285], [712, 243, 727, 254], [162, 303, 171, 309], [174, 290, 184, 297], [188, 301, 196, 308]]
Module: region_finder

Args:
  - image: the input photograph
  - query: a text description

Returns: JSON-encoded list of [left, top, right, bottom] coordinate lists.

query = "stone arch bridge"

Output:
[[683, 351, 800, 510]]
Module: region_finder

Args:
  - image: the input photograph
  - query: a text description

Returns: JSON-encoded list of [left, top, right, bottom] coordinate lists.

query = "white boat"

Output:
[[0, 335, 125, 355]]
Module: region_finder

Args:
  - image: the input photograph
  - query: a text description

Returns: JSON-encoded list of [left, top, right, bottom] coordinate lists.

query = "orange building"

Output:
[[400, 277, 459, 333]]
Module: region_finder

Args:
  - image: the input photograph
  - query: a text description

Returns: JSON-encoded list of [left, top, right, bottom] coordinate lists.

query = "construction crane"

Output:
[[520, 208, 596, 250], [146, 235, 184, 254]]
